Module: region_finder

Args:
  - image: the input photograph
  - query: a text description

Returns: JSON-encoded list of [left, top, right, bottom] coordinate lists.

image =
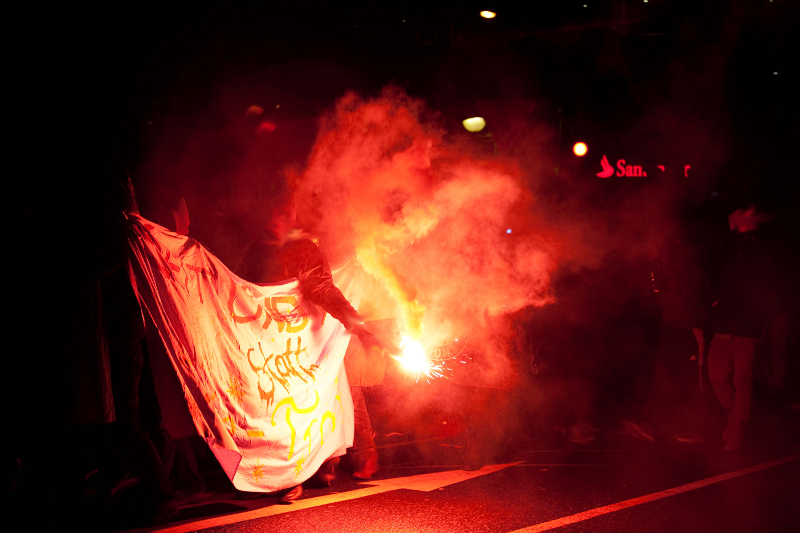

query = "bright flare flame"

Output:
[[396, 335, 443, 379], [398, 336, 428, 372], [480, 11, 496, 19], [573, 142, 588, 156]]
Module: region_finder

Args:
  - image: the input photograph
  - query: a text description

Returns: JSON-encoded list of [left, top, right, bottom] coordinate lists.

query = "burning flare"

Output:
[[394, 335, 443, 380]]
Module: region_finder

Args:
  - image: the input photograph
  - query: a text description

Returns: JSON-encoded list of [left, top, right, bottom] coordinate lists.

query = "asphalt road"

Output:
[[126, 430, 800, 533]]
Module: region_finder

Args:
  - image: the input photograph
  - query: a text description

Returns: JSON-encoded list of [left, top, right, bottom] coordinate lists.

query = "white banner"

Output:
[[124, 214, 357, 492]]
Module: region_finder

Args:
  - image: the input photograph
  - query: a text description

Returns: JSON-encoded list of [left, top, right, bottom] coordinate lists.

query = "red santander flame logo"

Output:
[[597, 155, 614, 178]]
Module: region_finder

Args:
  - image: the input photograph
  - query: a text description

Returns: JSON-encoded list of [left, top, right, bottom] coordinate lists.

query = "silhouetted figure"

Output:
[[136, 190, 215, 505], [102, 264, 177, 518], [98, 179, 178, 523], [709, 207, 779, 451], [237, 189, 397, 500], [630, 231, 710, 442]]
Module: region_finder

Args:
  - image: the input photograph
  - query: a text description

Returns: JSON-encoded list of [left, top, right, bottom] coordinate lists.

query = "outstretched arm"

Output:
[[290, 241, 399, 354]]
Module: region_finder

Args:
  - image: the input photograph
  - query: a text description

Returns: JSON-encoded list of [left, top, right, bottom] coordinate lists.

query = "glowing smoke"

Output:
[[294, 89, 556, 379]]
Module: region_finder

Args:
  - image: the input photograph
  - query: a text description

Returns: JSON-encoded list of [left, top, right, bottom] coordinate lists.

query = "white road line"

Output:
[[515, 464, 642, 467], [152, 462, 521, 533], [390, 464, 465, 469], [508, 453, 800, 533], [391, 464, 632, 468], [519, 450, 660, 453], [154, 485, 396, 533], [148, 454, 798, 533]]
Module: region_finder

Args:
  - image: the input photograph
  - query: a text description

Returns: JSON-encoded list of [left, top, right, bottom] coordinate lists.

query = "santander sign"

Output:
[[597, 155, 647, 178], [596, 155, 689, 178]]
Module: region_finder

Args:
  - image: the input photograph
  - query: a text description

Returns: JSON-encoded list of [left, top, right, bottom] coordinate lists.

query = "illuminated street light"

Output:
[[462, 117, 486, 132], [573, 142, 588, 156], [480, 11, 496, 19]]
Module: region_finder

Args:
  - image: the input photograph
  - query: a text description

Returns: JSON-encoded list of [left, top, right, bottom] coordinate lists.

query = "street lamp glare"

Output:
[[462, 117, 486, 132]]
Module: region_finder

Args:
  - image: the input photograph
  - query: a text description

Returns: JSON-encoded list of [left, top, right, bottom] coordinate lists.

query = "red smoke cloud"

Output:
[[139, 81, 722, 388], [293, 89, 557, 383]]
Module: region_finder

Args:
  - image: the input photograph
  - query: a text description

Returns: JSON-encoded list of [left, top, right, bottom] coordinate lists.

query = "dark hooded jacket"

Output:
[[712, 238, 779, 338], [238, 235, 359, 327]]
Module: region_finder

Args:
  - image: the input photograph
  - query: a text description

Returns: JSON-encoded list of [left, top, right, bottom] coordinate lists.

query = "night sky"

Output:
[[13, 2, 799, 258]]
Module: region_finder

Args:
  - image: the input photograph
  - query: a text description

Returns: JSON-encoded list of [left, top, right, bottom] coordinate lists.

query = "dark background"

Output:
[[16, 1, 799, 216], [9, 0, 800, 438], [6, 7, 800, 527]]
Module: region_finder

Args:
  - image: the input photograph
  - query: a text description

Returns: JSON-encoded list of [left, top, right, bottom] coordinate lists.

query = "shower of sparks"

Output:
[[393, 334, 473, 382]]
